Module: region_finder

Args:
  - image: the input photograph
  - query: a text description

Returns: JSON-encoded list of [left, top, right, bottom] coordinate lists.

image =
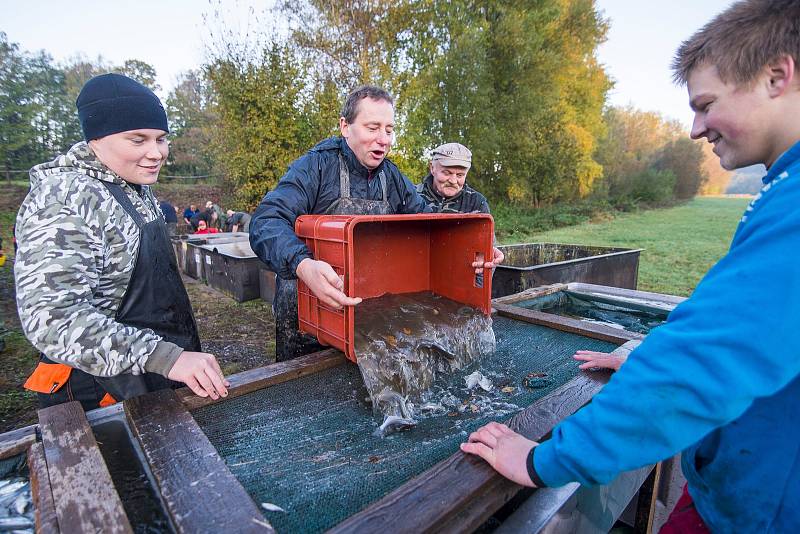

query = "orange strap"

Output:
[[99, 393, 117, 407], [24, 362, 73, 394]]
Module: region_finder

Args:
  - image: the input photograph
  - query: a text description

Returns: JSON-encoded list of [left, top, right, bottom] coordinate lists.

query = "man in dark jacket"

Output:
[[251, 87, 452, 361], [159, 200, 178, 236], [252, 86, 445, 361], [183, 204, 199, 228], [418, 143, 504, 274], [226, 210, 252, 233], [417, 142, 490, 214]]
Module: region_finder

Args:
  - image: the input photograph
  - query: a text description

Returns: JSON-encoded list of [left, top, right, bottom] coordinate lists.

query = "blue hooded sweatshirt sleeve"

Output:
[[533, 143, 800, 531]]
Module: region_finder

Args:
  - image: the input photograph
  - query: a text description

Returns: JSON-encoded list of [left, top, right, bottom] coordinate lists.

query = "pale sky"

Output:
[[597, 0, 737, 127], [2, 0, 737, 128]]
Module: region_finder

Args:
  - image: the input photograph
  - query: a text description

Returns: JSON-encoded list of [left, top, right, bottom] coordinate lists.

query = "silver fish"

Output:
[[465, 371, 493, 392], [0, 482, 25, 499], [374, 415, 417, 437], [375, 389, 414, 420], [0, 516, 33, 530], [12, 494, 28, 515], [261, 503, 286, 513]]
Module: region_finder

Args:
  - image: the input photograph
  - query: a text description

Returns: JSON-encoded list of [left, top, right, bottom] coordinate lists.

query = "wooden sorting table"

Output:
[[0, 283, 686, 533]]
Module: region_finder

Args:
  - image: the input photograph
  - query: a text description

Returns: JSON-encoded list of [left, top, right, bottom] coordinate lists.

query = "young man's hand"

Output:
[[471, 247, 505, 274], [460, 422, 539, 487], [168, 351, 230, 399], [573, 350, 627, 371], [296, 258, 362, 309]]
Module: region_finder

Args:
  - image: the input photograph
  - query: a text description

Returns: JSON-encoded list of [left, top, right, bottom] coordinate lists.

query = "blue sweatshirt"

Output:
[[533, 141, 800, 533]]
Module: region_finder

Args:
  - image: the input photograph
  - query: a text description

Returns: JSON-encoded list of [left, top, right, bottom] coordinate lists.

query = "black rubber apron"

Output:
[[274, 154, 393, 361], [38, 181, 200, 409]]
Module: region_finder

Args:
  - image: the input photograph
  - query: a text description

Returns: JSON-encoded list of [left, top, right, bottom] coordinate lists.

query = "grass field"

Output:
[[499, 197, 752, 296]]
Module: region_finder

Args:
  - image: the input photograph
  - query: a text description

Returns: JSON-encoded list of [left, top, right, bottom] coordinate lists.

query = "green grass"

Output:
[[500, 197, 751, 296], [492, 199, 620, 240]]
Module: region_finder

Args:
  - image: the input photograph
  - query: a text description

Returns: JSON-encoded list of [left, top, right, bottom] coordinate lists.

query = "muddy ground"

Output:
[[0, 183, 274, 433]]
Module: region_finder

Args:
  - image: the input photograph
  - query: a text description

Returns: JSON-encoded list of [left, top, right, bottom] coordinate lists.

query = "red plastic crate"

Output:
[[295, 213, 494, 363]]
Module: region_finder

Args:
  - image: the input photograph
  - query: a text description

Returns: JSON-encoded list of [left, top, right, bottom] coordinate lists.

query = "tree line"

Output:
[[1, 0, 730, 211]]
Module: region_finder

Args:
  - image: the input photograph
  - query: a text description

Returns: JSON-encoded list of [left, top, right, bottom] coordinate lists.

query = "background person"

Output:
[[183, 204, 199, 229], [418, 142, 490, 213], [206, 200, 226, 230], [159, 199, 178, 236], [226, 210, 251, 233], [194, 220, 220, 234], [417, 142, 504, 273], [15, 73, 228, 411], [461, 2, 800, 531]]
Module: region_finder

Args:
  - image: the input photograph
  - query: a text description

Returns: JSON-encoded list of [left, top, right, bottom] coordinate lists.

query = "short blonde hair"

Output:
[[672, 0, 800, 86]]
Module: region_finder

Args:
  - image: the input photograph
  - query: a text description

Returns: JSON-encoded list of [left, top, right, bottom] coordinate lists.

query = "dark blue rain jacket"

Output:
[[250, 137, 430, 278]]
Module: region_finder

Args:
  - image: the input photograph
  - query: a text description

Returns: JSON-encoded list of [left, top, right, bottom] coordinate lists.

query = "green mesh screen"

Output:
[[193, 317, 616, 533], [515, 291, 669, 335]]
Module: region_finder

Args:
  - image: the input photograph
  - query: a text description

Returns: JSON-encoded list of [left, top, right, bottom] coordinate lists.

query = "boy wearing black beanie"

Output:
[[16, 73, 229, 410]]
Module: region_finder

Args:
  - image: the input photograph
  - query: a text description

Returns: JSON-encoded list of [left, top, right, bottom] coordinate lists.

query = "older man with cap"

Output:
[[418, 142, 504, 270], [15, 73, 228, 410]]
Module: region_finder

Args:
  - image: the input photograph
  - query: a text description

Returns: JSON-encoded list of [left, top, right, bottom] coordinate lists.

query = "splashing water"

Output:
[[354, 292, 496, 436]]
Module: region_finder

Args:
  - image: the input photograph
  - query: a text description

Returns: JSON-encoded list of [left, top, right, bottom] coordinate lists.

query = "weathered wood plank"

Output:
[[0, 423, 36, 460], [27, 441, 59, 533], [493, 301, 644, 344], [177, 348, 347, 411], [38, 401, 132, 533], [125, 388, 273, 533], [330, 370, 613, 534]]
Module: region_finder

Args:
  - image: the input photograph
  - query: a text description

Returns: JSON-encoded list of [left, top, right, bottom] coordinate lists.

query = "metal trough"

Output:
[[198, 241, 264, 302], [492, 243, 643, 298], [176, 232, 249, 280]]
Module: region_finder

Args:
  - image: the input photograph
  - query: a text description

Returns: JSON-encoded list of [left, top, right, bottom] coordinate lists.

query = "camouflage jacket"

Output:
[[14, 143, 183, 377]]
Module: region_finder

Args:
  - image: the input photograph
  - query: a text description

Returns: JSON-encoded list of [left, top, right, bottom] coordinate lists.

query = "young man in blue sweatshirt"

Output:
[[462, 1, 800, 532]]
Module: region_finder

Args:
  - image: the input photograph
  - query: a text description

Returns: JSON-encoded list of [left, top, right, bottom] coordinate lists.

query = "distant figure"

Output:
[[194, 220, 219, 234], [416, 142, 504, 279], [226, 210, 251, 233], [0, 234, 4, 352], [159, 200, 178, 236], [205, 201, 225, 230], [183, 204, 200, 229]]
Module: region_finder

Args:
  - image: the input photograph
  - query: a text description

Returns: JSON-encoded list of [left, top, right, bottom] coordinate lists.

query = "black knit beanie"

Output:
[[76, 73, 169, 141]]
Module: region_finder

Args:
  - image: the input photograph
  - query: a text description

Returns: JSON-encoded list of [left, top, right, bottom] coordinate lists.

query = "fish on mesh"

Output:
[[373, 389, 417, 437], [374, 415, 417, 437], [464, 371, 493, 391]]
